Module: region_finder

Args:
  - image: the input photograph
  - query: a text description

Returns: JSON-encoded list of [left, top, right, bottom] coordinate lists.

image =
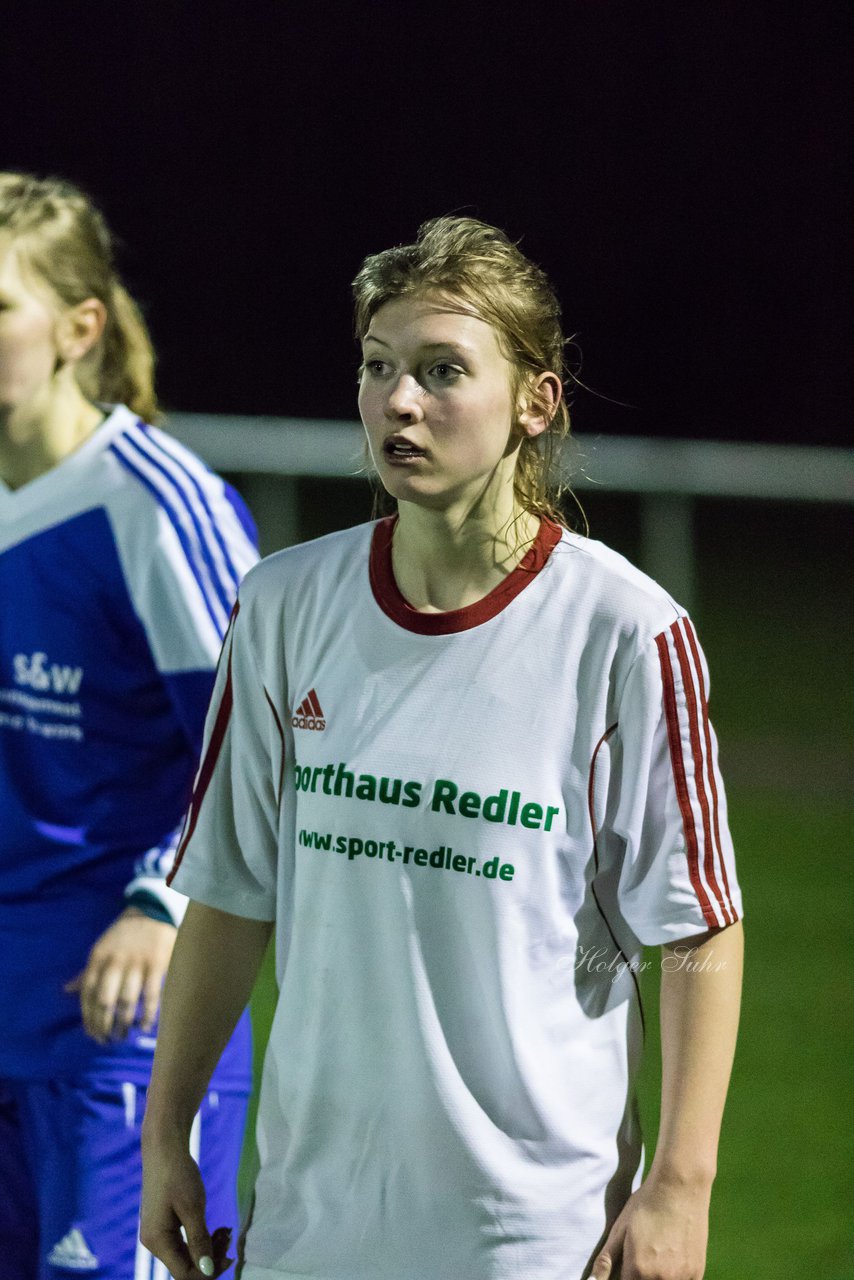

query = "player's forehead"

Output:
[[0, 233, 21, 288], [363, 292, 506, 363], [0, 233, 55, 307]]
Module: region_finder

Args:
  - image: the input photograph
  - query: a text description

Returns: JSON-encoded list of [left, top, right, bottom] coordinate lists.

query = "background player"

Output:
[[0, 173, 256, 1279], [141, 216, 744, 1280]]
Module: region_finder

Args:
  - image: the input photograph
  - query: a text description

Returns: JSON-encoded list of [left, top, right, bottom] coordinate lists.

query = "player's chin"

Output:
[[376, 466, 441, 503]]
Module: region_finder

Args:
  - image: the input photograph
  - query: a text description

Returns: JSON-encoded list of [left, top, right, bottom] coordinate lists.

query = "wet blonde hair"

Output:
[[352, 215, 574, 525], [0, 172, 158, 421]]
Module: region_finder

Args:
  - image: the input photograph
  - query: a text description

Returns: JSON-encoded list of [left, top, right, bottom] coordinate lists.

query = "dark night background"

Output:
[[3, 2, 848, 445], [4, 9, 852, 1271]]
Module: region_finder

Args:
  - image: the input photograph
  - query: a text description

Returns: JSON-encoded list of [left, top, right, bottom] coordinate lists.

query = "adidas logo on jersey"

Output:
[[292, 688, 326, 730], [47, 1228, 98, 1270]]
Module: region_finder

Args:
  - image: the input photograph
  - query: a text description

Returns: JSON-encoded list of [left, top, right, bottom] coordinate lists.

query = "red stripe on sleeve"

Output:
[[683, 619, 737, 921], [656, 630, 716, 925], [168, 604, 239, 884], [676, 616, 737, 921], [671, 621, 727, 924]]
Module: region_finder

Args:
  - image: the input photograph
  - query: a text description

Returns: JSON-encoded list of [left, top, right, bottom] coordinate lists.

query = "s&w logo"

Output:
[[14, 651, 84, 696], [292, 688, 326, 731]]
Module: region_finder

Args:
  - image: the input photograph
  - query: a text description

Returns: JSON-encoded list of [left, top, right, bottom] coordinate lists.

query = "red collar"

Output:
[[369, 515, 562, 635]]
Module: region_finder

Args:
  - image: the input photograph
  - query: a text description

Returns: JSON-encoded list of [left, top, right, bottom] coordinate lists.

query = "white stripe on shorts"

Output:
[[189, 1109, 202, 1163], [122, 1082, 137, 1129]]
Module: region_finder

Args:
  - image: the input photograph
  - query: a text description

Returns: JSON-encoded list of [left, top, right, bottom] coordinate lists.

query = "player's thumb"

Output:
[[589, 1221, 624, 1280], [589, 1253, 613, 1280]]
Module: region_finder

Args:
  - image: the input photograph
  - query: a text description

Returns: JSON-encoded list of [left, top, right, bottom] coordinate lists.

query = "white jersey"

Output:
[[172, 516, 742, 1280]]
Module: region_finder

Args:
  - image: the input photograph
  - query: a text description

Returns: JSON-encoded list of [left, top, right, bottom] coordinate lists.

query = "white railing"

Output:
[[165, 413, 854, 614]]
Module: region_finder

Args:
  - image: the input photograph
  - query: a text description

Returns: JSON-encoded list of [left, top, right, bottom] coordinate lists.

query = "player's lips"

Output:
[[382, 434, 428, 464]]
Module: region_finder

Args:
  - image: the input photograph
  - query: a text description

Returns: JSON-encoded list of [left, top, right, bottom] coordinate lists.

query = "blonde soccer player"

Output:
[[142, 216, 743, 1280], [0, 173, 256, 1280]]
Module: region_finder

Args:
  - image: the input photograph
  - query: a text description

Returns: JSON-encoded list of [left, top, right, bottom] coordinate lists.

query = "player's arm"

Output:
[[592, 919, 744, 1280], [68, 669, 225, 1044], [69, 470, 259, 1044], [141, 570, 277, 1278], [141, 899, 272, 1280]]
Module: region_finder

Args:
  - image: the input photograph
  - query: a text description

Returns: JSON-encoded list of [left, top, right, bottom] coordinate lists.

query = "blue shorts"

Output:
[[0, 1078, 248, 1280]]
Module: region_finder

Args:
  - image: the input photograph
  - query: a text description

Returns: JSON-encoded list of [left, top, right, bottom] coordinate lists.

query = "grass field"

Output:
[[238, 487, 853, 1277]]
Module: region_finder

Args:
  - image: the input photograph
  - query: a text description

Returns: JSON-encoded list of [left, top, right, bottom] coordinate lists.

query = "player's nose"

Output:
[[385, 374, 425, 421]]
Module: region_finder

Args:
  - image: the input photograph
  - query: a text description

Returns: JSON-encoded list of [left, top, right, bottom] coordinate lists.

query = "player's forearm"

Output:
[[143, 900, 272, 1139], [649, 919, 744, 1188]]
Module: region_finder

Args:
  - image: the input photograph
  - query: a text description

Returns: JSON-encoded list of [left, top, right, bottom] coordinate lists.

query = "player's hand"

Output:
[[64, 907, 176, 1043], [140, 1136, 234, 1279], [590, 1169, 711, 1279]]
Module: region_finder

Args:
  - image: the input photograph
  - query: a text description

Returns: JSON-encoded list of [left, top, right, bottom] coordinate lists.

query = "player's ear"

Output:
[[56, 297, 107, 364], [516, 371, 562, 439]]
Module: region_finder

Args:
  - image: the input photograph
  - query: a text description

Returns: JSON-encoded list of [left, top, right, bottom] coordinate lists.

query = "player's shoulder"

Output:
[[102, 408, 190, 511], [237, 521, 376, 610], [104, 408, 256, 547], [106, 410, 229, 507], [552, 527, 685, 644], [99, 409, 257, 629]]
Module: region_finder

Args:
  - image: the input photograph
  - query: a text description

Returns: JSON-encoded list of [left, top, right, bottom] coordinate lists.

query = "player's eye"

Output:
[[428, 362, 461, 382], [362, 359, 389, 378]]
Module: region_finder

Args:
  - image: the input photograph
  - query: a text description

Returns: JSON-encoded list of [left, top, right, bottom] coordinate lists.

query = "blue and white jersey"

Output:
[[0, 405, 257, 1083]]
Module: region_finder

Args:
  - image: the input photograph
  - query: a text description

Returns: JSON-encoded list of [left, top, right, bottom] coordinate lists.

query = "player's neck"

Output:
[[0, 377, 104, 489], [392, 493, 540, 614]]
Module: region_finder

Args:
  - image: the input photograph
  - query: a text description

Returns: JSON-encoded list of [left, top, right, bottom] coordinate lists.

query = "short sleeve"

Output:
[[124, 469, 259, 681], [605, 616, 743, 946], [167, 598, 280, 921], [109, 435, 260, 920]]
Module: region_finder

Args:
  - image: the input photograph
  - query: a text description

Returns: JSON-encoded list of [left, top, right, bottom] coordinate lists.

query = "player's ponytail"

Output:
[[78, 280, 158, 422], [0, 171, 159, 421]]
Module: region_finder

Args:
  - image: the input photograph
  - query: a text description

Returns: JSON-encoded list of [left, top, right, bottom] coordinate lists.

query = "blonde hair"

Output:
[[0, 172, 158, 421], [352, 216, 575, 525]]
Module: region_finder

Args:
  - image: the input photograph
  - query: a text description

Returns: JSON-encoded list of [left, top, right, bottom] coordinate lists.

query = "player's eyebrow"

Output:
[[363, 334, 476, 357], [419, 342, 476, 355]]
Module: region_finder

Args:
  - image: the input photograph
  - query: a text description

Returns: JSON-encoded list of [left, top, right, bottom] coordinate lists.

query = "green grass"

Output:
[[637, 787, 853, 1277], [238, 942, 277, 1202]]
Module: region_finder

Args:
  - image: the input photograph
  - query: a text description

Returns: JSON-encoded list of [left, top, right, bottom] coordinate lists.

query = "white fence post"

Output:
[[639, 494, 696, 615], [238, 474, 300, 555]]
